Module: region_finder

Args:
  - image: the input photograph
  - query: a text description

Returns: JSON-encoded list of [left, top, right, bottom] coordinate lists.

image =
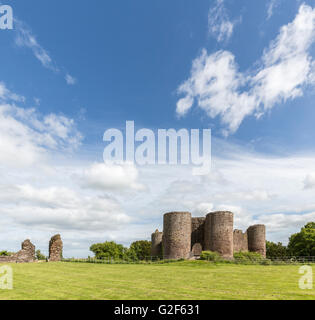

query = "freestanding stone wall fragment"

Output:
[[233, 230, 248, 252], [151, 229, 163, 257], [247, 225, 266, 258], [49, 234, 63, 261], [16, 239, 36, 262], [204, 211, 234, 259], [163, 212, 191, 260], [0, 239, 35, 263], [191, 217, 205, 250]]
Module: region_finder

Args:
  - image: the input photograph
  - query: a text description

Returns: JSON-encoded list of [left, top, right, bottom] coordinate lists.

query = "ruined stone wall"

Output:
[[0, 256, 15, 263], [247, 225, 266, 258], [0, 235, 66, 264], [0, 239, 35, 263], [49, 234, 63, 261], [191, 217, 205, 250], [233, 230, 248, 252], [163, 212, 191, 260], [151, 229, 163, 257], [16, 239, 36, 262], [204, 211, 234, 259]]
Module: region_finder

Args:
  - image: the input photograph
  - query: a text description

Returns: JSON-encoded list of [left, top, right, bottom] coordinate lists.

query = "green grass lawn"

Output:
[[0, 261, 314, 300]]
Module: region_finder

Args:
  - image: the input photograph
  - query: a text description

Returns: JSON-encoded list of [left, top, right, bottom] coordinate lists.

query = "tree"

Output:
[[36, 250, 46, 260], [89, 241, 126, 260], [128, 241, 151, 260], [0, 251, 10, 256], [288, 222, 315, 256], [266, 241, 288, 258]]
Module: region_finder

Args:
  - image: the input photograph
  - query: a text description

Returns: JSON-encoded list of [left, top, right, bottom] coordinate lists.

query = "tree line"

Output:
[[89, 240, 152, 260], [266, 222, 315, 258]]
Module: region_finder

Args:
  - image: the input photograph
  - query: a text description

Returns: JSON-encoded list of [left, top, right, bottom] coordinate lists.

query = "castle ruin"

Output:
[[0, 239, 35, 263], [49, 234, 63, 262], [0, 234, 63, 263], [151, 211, 266, 259]]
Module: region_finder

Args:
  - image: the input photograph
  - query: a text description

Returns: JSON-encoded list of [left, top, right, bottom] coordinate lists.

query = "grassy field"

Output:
[[0, 261, 314, 300]]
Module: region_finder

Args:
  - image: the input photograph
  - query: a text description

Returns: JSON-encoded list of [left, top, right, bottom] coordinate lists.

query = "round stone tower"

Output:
[[163, 212, 191, 260], [151, 229, 163, 257], [204, 211, 234, 259], [247, 225, 266, 258]]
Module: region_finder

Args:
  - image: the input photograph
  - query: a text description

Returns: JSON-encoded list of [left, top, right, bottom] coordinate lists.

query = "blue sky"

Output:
[[1, 0, 315, 257], [3, 0, 315, 150]]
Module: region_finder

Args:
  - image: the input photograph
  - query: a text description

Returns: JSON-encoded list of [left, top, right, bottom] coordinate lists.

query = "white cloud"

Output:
[[214, 190, 274, 202], [81, 162, 145, 191], [255, 3, 315, 107], [15, 19, 58, 72], [33, 97, 40, 106], [176, 49, 256, 134], [267, 0, 280, 20], [0, 83, 82, 168], [43, 113, 82, 147], [176, 95, 194, 116], [177, 4, 315, 135], [0, 104, 82, 167], [208, 0, 237, 43], [0, 105, 46, 167], [65, 74, 77, 85], [303, 174, 315, 189], [0, 82, 25, 102], [0, 184, 131, 231], [258, 212, 315, 233], [14, 19, 77, 83], [193, 202, 214, 216]]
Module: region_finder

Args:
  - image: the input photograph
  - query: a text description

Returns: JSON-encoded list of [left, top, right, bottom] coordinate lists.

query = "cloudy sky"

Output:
[[1, 0, 315, 257]]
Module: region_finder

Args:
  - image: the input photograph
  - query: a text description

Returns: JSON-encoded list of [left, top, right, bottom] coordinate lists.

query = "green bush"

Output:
[[0, 251, 10, 256], [266, 241, 288, 258], [288, 222, 315, 256], [36, 250, 46, 260], [200, 251, 222, 262], [157, 259, 180, 264], [234, 251, 263, 263], [271, 259, 287, 265], [260, 258, 272, 265], [128, 240, 151, 260], [89, 241, 126, 260]]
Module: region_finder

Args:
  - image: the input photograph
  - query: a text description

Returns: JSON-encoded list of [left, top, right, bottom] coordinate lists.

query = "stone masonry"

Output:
[[0, 235, 64, 264], [151, 211, 266, 260], [191, 217, 205, 249], [49, 234, 63, 261], [0, 239, 35, 263], [247, 225, 266, 258], [233, 230, 248, 252], [151, 229, 163, 257], [163, 212, 191, 260], [204, 211, 234, 259]]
